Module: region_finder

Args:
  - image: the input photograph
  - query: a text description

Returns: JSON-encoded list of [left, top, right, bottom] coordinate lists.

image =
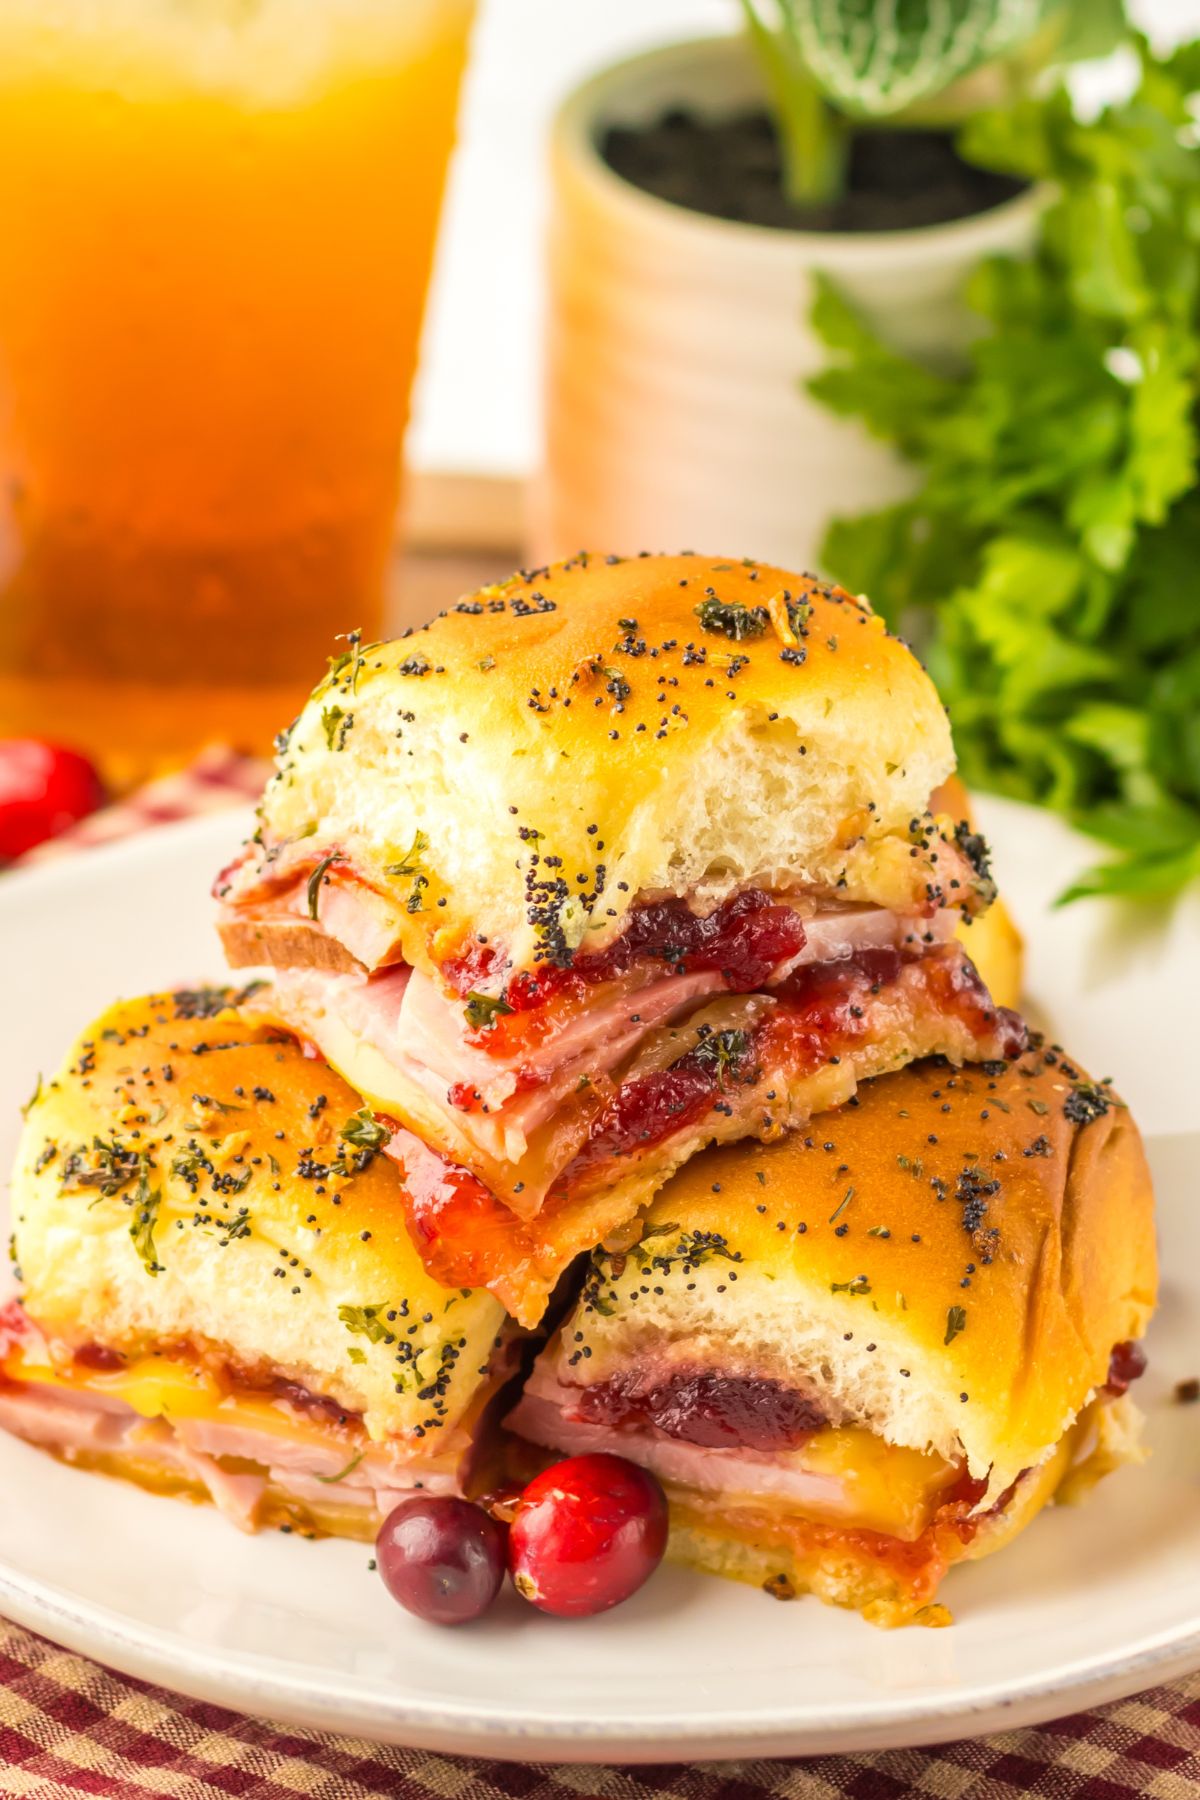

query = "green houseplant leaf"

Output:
[[809, 35, 1200, 900], [779, 0, 1058, 118]]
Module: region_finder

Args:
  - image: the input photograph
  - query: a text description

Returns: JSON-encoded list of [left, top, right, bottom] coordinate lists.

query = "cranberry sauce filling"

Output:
[[445, 889, 809, 1013], [571, 1367, 827, 1453], [563, 1026, 760, 1183], [268, 1378, 359, 1426], [388, 1130, 542, 1293], [564, 942, 1021, 1186], [384, 942, 1023, 1295], [775, 941, 1023, 1061], [73, 1343, 126, 1373], [1104, 1340, 1148, 1397]]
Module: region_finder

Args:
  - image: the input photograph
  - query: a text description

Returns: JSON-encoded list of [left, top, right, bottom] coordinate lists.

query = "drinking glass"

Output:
[[0, 0, 474, 777]]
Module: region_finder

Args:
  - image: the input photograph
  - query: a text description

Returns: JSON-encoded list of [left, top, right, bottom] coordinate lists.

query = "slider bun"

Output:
[[932, 775, 1023, 1009], [11, 991, 510, 1444], [566, 1042, 1156, 1497], [229, 553, 975, 978], [955, 893, 1023, 1012], [666, 1392, 1143, 1626]]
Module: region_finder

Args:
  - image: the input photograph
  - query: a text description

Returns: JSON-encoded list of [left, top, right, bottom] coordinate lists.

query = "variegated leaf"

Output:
[[780, 0, 1057, 117]]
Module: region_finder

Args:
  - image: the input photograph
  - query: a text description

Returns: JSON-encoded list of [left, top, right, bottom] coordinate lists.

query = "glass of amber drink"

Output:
[[0, 0, 473, 778]]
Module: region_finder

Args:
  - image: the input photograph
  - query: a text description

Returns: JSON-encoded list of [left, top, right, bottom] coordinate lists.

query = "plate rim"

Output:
[[2, 1557, 1198, 1762], [1, 804, 1197, 1761]]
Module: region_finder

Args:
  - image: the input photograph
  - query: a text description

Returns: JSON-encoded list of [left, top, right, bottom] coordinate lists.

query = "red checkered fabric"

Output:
[[3, 753, 1199, 1795], [17, 745, 270, 865], [2, 1619, 1198, 1799]]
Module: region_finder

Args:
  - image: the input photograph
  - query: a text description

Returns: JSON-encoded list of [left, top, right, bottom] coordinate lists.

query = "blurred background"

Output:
[[1, 0, 1198, 904]]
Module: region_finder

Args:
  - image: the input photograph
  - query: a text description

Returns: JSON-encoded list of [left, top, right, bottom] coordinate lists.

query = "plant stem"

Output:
[[739, 0, 848, 208], [776, 57, 849, 208]]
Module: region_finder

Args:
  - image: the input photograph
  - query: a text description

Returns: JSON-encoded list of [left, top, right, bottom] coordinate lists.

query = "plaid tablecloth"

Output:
[[4, 751, 1199, 1798]]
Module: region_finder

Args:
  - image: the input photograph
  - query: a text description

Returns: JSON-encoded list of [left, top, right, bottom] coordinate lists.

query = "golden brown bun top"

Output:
[[572, 1040, 1157, 1486], [12, 990, 511, 1445], [219, 554, 983, 979]]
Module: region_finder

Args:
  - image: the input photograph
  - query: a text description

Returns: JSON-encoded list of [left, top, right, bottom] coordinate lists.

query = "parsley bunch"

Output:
[[810, 35, 1200, 899]]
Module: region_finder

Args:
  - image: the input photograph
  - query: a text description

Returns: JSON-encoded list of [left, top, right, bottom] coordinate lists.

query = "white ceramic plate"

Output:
[[0, 800, 1197, 1762]]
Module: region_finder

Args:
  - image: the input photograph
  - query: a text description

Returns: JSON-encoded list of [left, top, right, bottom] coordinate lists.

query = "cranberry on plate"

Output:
[[508, 1452, 669, 1618], [0, 739, 105, 861], [376, 1495, 506, 1626]]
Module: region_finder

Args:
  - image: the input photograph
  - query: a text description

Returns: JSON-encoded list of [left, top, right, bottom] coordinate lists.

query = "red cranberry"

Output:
[[0, 739, 105, 861], [1104, 1340, 1148, 1397], [508, 1453, 668, 1618], [376, 1496, 506, 1626]]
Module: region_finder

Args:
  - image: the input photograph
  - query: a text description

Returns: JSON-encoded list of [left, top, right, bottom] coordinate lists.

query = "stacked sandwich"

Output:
[[2, 554, 1156, 1626]]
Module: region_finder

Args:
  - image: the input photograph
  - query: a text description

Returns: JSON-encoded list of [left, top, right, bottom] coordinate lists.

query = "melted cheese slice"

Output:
[[1, 1344, 350, 1452], [785, 1426, 957, 1539]]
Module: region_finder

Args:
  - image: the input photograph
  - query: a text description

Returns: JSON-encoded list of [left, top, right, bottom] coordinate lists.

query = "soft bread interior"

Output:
[[531, 1261, 996, 1480]]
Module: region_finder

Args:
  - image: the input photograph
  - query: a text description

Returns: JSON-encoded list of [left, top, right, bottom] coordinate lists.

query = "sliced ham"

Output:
[[509, 1382, 850, 1513], [0, 1375, 464, 1532], [773, 903, 957, 980], [0, 1382, 133, 1452], [256, 900, 961, 1173]]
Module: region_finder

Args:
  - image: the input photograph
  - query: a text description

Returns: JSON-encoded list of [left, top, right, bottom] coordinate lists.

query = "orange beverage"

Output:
[[0, 0, 473, 778]]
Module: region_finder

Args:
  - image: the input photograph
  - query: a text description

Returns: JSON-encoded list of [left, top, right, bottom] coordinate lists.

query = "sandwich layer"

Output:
[[215, 552, 991, 989], [256, 941, 1024, 1324], [3, 989, 517, 1532], [214, 555, 1016, 1286], [508, 1042, 1157, 1621]]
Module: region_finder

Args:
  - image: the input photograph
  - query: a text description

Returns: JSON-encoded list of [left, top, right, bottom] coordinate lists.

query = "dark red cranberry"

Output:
[[0, 739, 105, 861], [376, 1496, 507, 1626], [508, 1453, 668, 1618], [1104, 1340, 1148, 1397]]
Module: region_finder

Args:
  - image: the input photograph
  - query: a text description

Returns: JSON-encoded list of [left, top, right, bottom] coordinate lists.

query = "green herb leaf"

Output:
[[219, 1206, 252, 1244], [694, 596, 770, 640], [464, 991, 514, 1031], [688, 1028, 752, 1088], [129, 1165, 162, 1277], [338, 1303, 393, 1345], [324, 628, 366, 694], [384, 829, 429, 880], [339, 1109, 389, 1153], [945, 1305, 967, 1346], [321, 705, 352, 751], [828, 1186, 855, 1223], [314, 1449, 365, 1485], [307, 852, 341, 921], [830, 1274, 871, 1297]]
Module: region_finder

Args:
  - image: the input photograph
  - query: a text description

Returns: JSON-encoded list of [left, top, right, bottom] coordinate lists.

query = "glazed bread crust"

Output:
[[537, 1042, 1157, 1498], [217, 553, 985, 981], [10, 990, 511, 1446]]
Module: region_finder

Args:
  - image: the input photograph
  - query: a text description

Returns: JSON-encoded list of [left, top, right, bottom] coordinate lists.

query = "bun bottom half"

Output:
[[662, 1395, 1142, 1628]]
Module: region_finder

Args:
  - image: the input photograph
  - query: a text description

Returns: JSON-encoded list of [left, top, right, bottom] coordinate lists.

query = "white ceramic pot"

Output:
[[530, 35, 1045, 573]]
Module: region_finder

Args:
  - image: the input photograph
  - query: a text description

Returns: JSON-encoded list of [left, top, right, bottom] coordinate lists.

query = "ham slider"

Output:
[[1, 990, 520, 1538], [508, 1041, 1157, 1626], [215, 552, 1023, 1324]]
